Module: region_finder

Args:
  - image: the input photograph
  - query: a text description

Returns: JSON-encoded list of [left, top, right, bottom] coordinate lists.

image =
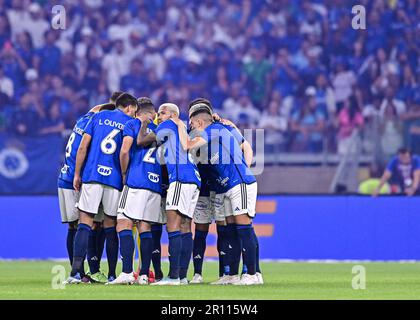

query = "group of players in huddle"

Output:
[[58, 91, 263, 286]]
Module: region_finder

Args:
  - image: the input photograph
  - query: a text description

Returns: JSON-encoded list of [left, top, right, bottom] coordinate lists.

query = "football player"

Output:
[[64, 93, 137, 284]]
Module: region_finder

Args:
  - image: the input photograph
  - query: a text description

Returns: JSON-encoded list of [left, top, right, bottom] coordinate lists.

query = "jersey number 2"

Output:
[[143, 147, 156, 164]]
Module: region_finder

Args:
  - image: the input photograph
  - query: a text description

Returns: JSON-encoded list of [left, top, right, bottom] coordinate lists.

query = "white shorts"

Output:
[[117, 186, 162, 223], [77, 183, 121, 217], [165, 182, 200, 219], [214, 182, 258, 219], [193, 192, 220, 224], [59, 188, 105, 223], [58, 188, 79, 223]]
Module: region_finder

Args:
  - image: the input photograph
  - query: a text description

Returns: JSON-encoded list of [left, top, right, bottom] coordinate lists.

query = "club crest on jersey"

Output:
[[148, 172, 160, 183], [97, 165, 112, 176]]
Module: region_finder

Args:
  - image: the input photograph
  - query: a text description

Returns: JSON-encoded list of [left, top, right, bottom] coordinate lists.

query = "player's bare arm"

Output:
[[372, 170, 392, 197], [136, 117, 156, 147], [241, 140, 253, 168], [173, 117, 206, 151], [73, 133, 92, 191], [120, 135, 133, 185]]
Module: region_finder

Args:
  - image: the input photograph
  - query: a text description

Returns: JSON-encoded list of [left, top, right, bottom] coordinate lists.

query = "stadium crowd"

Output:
[[0, 0, 419, 160]]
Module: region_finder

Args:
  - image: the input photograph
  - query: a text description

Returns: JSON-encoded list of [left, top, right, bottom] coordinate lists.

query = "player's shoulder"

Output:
[[157, 119, 175, 130]]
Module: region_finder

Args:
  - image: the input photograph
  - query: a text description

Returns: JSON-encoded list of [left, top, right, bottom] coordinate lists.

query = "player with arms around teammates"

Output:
[[58, 92, 121, 283], [138, 103, 201, 285], [64, 93, 138, 284], [174, 107, 260, 285], [107, 97, 163, 285], [186, 98, 262, 285]]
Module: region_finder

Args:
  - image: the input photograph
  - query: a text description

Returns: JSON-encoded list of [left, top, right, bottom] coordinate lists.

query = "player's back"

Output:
[[124, 119, 162, 194], [204, 122, 255, 193], [156, 119, 201, 188], [82, 109, 133, 191], [58, 111, 94, 187]]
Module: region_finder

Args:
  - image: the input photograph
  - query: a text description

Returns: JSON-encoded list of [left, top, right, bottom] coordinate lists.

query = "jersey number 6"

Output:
[[101, 129, 120, 155]]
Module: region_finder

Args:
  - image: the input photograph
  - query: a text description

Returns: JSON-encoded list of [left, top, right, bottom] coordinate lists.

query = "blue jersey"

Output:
[[195, 122, 245, 196], [82, 109, 133, 190], [58, 111, 94, 189], [123, 119, 162, 194], [387, 155, 420, 192], [155, 119, 201, 188], [202, 122, 256, 194]]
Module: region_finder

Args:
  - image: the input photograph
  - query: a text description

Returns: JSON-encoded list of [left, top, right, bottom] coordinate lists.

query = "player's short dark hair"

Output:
[[188, 98, 212, 111], [115, 93, 138, 109], [99, 103, 116, 112], [398, 147, 411, 155], [190, 109, 213, 121], [137, 97, 154, 108], [110, 91, 124, 104]]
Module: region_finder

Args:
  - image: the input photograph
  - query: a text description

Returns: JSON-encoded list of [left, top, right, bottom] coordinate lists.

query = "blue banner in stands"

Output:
[[0, 135, 62, 194]]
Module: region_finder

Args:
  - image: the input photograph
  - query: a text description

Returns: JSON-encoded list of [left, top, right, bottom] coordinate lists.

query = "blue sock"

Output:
[[193, 230, 208, 275], [236, 224, 257, 275], [167, 231, 181, 279], [71, 223, 91, 276], [253, 228, 261, 273], [227, 223, 241, 276], [140, 231, 153, 276], [87, 229, 100, 274], [179, 232, 193, 279], [66, 228, 76, 266], [96, 227, 106, 268], [216, 225, 229, 277], [151, 224, 163, 279], [104, 227, 119, 279], [118, 229, 134, 274]]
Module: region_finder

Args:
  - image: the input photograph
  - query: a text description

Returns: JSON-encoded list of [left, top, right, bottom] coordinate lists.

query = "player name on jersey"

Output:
[[98, 118, 125, 130]]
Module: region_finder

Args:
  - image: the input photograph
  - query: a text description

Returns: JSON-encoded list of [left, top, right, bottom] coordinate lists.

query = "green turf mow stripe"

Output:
[[0, 261, 420, 300]]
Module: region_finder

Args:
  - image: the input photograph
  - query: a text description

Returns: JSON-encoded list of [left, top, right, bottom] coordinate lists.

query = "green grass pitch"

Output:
[[1, 261, 420, 299]]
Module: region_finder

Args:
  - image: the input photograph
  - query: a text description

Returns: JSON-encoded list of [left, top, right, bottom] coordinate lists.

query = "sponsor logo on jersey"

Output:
[[148, 172, 160, 183], [97, 165, 113, 176]]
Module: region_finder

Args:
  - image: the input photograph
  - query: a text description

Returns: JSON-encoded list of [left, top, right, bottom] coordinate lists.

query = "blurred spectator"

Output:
[[0, 13, 11, 49], [39, 98, 65, 136], [0, 66, 13, 98], [34, 30, 61, 76], [8, 93, 41, 136], [335, 96, 364, 155], [20, 3, 49, 49], [379, 95, 405, 162], [290, 91, 326, 153], [102, 39, 130, 93], [259, 100, 287, 153], [331, 60, 356, 107], [0, 0, 417, 159]]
